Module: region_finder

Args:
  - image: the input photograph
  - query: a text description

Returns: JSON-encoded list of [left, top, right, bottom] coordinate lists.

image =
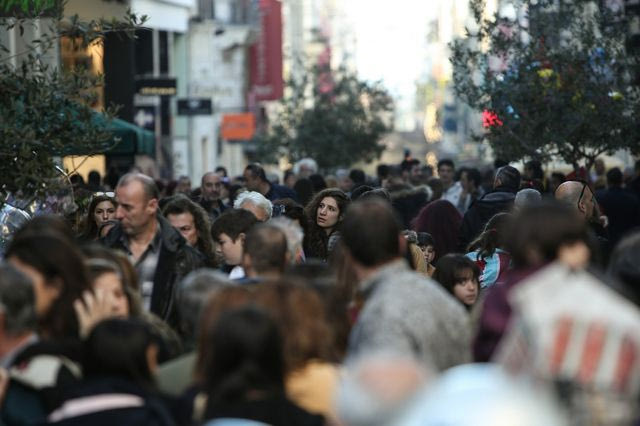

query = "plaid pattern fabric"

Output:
[[119, 231, 162, 311]]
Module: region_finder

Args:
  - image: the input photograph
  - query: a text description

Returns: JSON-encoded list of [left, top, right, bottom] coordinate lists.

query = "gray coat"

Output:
[[348, 260, 471, 371]]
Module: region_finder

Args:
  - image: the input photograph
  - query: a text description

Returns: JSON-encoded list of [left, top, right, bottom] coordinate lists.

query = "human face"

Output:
[[167, 212, 198, 246], [217, 232, 244, 265], [438, 165, 454, 186], [115, 181, 158, 237], [453, 269, 479, 306], [93, 272, 129, 317], [9, 257, 60, 317], [420, 245, 435, 265], [243, 170, 262, 192], [176, 177, 191, 194], [201, 173, 222, 201], [94, 200, 116, 228], [317, 197, 340, 232], [459, 171, 471, 192]]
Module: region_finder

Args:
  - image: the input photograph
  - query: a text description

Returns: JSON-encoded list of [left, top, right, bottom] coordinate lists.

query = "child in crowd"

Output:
[[465, 213, 512, 289], [416, 232, 436, 277], [433, 254, 480, 310]]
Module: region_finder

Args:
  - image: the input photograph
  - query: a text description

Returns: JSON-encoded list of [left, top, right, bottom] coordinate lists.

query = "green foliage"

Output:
[[254, 64, 394, 171], [0, 4, 146, 203], [450, 0, 640, 171]]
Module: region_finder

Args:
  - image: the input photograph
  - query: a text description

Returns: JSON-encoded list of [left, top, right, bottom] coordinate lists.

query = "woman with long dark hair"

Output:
[[303, 188, 350, 261], [79, 194, 117, 241]]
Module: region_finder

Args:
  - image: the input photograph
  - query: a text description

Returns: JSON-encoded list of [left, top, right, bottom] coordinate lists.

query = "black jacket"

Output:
[[458, 187, 516, 251], [388, 184, 431, 228], [102, 216, 205, 327]]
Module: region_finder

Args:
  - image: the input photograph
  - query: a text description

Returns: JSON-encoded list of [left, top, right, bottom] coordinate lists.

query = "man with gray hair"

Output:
[[234, 191, 273, 222], [0, 263, 37, 369], [514, 188, 542, 210], [102, 173, 204, 327]]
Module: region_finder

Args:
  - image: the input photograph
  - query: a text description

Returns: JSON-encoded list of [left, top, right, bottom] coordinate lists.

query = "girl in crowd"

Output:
[[416, 232, 436, 276], [412, 199, 462, 263], [304, 188, 350, 261], [433, 254, 481, 311], [465, 213, 512, 289], [80, 193, 117, 241]]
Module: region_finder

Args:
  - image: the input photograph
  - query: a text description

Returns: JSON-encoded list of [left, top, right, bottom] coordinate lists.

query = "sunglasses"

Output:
[[94, 192, 115, 198]]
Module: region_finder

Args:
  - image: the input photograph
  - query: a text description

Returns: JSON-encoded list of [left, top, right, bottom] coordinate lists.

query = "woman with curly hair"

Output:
[[303, 188, 350, 261], [163, 194, 217, 267], [79, 193, 117, 241]]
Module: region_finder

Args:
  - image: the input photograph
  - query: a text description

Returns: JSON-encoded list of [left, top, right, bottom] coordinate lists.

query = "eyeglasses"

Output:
[[94, 192, 115, 198]]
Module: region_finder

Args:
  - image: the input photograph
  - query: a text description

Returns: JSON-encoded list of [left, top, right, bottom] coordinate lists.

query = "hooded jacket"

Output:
[[458, 187, 516, 251]]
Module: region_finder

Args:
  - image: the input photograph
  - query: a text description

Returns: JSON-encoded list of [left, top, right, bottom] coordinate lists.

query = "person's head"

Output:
[[606, 167, 623, 188], [243, 224, 289, 278], [468, 213, 513, 259], [554, 180, 597, 221], [6, 232, 90, 339], [90, 194, 117, 231], [306, 188, 350, 234], [460, 168, 482, 193], [412, 200, 462, 262], [86, 258, 129, 318], [203, 306, 285, 406], [349, 169, 366, 186], [308, 173, 328, 193], [594, 158, 606, 175], [336, 169, 354, 193], [494, 165, 521, 192], [0, 263, 37, 347], [433, 254, 480, 308], [201, 171, 223, 201], [83, 318, 159, 388], [507, 201, 591, 270], [176, 269, 229, 347], [416, 232, 436, 265], [215, 166, 228, 178], [294, 158, 318, 178], [211, 209, 259, 266], [272, 198, 306, 228], [253, 281, 334, 373], [283, 169, 297, 188], [115, 173, 159, 237], [607, 231, 640, 306], [426, 176, 443, 200], [524, 160, 544, 181], [515, 188, 542, 210], [342, 199, 402, 268], [233, 191, 273, 221], [243, 164, 268, 192], [437, 159, 455, 186], [176, 175, 192, 194], [350, 185, 375, 201], [163, 195, 213, 254]]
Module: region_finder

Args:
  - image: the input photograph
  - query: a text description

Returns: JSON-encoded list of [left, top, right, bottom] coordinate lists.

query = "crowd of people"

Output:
[[0, 155, 639, 425]]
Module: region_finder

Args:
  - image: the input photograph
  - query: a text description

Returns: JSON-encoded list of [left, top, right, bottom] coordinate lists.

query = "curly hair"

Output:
[[303, 188, 350, 261], [162, 195, 216, 267], [80, 195, 117, 241]]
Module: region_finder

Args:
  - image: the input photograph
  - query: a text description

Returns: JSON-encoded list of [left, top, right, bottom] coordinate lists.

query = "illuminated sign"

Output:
[[135, 78, 177, 96]]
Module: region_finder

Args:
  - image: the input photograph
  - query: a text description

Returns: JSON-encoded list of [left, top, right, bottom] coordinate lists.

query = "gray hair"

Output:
[[117, 172, 159, 200], [515, 188, 542, 209], [234, 191, 273, 219], [269, 217, 304, 264], [293, 158, 318, 176], [176, 269, 230, 339], [0, 263, 37, 336]]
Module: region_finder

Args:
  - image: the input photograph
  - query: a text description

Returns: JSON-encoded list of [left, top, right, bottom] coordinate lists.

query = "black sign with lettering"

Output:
[[135, 78, 177, 96], [177, 98, 213, 115]]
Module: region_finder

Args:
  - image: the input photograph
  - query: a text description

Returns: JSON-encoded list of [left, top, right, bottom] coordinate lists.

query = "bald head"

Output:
[[555, 181, 595, 220]]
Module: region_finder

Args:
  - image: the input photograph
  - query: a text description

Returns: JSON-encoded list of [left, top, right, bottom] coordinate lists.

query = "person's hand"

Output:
[[599, 215, 609, 228], [74, 290, 116, 338]]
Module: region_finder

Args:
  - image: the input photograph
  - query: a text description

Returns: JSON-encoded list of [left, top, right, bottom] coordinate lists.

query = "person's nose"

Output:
[[115, 206, 125, 220]]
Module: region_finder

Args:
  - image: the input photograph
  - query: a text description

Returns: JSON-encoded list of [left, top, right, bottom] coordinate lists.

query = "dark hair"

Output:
[[203, 306, 285, 408], [272, 198, 306, 225], [0, 263, 37, 336], [83, 318, 158, 388], [6, 232, 90, 339], [80, 195, 117, 241], [495, 166, 521, 192], [244, 225, 288, 275], [433, 254, 480, 295], [607, 167, 623, 187], [14, 214, 76, 243], [377, 164, 390, 180], [293, 178, 315, 207], [303, 188, 351, 260], [360, 188, 391, 202], [341, 199, 401, 266], [350, 185, 374, 201], [211, 209, 259, 241], [349, 168, 366, 185], [462, 168, 482, 187], [245, 164, 268, 183], [437, 159, 455, 170], [416, 232, 435, 248], [524, 160, 544, 180], [308, 174, 327, 192], [163, 195, 216, 266], [467, 213, 512, 260], [507, 201, 590, 268], [412, 200, 462, 262], [215, 166, 228, 177]]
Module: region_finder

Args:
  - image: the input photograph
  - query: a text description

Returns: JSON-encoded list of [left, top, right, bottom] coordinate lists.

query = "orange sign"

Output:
[[221, 113, 255, 140]]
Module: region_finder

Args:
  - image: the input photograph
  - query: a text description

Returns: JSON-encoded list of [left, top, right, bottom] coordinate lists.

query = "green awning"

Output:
[[104, 117, 156, 157]]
